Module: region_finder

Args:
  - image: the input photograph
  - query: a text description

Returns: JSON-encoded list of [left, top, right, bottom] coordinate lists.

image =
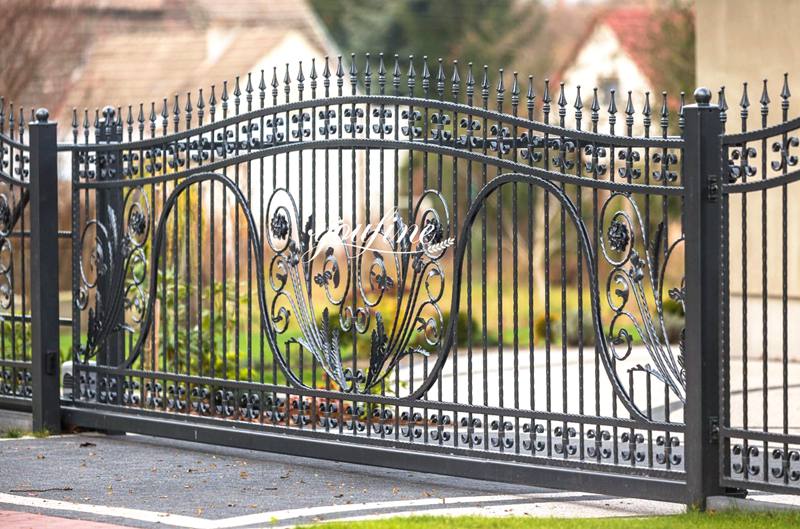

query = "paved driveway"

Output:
[[0, 433, 683, 528]]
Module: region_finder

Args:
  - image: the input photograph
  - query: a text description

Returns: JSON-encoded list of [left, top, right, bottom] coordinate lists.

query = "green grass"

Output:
[[1, 428, 24, 438], [299, 512, 800, 529]]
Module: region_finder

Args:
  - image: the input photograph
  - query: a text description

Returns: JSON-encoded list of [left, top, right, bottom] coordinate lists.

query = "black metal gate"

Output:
[[2, 54, 799, 508]]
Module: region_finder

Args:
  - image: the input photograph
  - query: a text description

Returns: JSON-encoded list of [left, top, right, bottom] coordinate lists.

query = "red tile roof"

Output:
[[601, 7, 663, 88]]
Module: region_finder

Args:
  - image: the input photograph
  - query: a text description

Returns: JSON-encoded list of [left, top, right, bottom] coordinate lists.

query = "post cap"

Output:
[[693, 87, 712, 106], [102, 106, 116, 120], [34, 108, 49, 123]]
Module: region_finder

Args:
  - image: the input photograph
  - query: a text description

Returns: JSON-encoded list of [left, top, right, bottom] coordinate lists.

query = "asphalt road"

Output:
[[0, 433, 684, 528]]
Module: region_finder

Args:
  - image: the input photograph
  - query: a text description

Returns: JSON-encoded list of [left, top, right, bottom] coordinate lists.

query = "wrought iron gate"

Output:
[[2, 54, 799, 507]]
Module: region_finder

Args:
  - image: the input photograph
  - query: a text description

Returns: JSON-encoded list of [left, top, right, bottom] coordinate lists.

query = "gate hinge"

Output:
[[707, 174, 720, 201], [709, 416, 720, 444]]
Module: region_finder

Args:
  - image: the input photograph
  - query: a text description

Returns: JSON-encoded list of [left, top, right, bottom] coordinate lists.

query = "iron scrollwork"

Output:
[[76, 185, 151, 362], [599, 192, 686, 403], [265, 186, 451, 393]]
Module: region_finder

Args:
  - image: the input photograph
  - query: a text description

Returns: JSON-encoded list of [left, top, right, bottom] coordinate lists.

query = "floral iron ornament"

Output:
[[76, 186, 150, 362], [266, 187, 452, 393], [599, 192, 686, 403]]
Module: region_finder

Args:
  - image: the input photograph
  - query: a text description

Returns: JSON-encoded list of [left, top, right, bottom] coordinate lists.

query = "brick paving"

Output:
[[1, 509, 135, 529]]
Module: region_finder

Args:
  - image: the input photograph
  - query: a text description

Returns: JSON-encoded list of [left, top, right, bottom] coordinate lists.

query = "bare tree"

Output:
[[0, 0, 78, 102]]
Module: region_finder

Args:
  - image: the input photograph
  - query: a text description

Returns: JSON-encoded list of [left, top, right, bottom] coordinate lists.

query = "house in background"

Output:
[[19, 0, 397, 296], [557, 6, 684, 134]]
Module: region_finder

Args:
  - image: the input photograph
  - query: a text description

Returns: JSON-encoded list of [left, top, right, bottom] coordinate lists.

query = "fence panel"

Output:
[[61, 58, 690, 502]]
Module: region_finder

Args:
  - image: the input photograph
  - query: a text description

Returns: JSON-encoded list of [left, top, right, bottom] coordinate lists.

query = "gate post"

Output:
[[683, 88, 724, 508], [29, 108, 61, 434]]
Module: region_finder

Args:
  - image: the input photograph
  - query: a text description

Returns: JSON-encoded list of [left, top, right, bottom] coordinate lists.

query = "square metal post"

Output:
[[29, 108, 61, 433], [683, 88, 724, 508]]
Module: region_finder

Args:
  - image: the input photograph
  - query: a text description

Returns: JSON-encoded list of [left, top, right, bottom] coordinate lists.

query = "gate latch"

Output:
[[707, 174, 720, 202], [709, 416, 720, 444], [45, 350, 58, 376]]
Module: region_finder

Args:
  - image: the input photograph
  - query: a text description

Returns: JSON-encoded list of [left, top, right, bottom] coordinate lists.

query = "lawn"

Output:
[[299, 511, 800, 529]]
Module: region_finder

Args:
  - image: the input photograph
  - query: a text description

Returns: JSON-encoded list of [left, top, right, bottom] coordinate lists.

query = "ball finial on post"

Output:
[[693, 87, 712, 106], [35, 108, 49, 123]]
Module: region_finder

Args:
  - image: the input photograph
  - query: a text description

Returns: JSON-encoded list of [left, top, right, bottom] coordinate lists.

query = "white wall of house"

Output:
[[559, 24, 656, 135]]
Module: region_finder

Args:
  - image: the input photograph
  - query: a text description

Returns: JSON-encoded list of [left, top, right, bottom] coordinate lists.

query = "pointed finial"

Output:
[[625, 90, 635, 115], [336, 55, 344, 79], [363, 53, 371, 94], [451, 60, 461, 97], [496, 68, 505, 107], [297, 61, 305, 93], [642, 91, 651, 130], [197, 88, 205, 122], [349, 53, 357, 95], [718, 87, 728, 127], [221, 80, 229, 115], [437, 58, 445, 98], [781, 72, 791, 101], [259, 70, 266, 106], [185, 92, 192, 126], [310, 59, 317, 96], [378, 53, 386, 94], [526, 75, 535, 107], [284, 63, 291, 100], [209, 85, 217, 121], [233, 75, 242, 113], [392, 54, 400, 94], [421, 55, 430, 95], [660, 91, 669, 130], [760, 78, 770, 116], [511, 71, 520, 108], [740, 82, 750, 110], [322, 56, 331, 91], [407, 55, 416, 94], [607, 88, 617, 114], [573, 85, 583, 111], [678, 91, 686, 130], [481, 65, 489, 103]]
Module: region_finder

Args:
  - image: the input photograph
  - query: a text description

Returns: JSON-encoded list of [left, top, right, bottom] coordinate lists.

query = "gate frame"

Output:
[[22, 86, 750, 508]]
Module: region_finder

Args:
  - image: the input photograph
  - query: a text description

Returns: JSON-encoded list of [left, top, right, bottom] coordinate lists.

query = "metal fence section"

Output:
[[0, 102, 34, 413], [1, 53, 798, 507], [720, 78, 800, 493]]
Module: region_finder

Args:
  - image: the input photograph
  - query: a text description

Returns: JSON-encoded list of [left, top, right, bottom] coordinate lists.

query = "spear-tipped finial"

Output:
[[297, 61, 305, 84], [197, 88, 205, 120], [185, 91, 192, 113], [496, 68, 505, 99], [781, 72, 791, 101], [624, 90, 635, 117], [740, 81, 750, 108], [421, 56, 430, 94], [481, 65, 490, 103], [407, 55, 416, 94], [392, 54, 400, 94], [542, 78, 552, 104], [436, 58, 445, 97], [310, 59, 317, 95], [660, 91, 669, 129], [377, 53, 386, 93], [573, 84, 583, 111], [591, 87, 600, 113], [246, 72, 253, 95], [557, 81, 567, 108], [451, 60, 461, 90], [526, 75, 535, 105], [234, 75, 242, 99], [760, 78, 770, 116], [511, 71, 520, 107], [607, 88, 617, 115]]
